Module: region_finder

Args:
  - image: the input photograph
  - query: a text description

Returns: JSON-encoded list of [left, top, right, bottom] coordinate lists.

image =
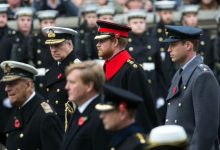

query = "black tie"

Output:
[[178, 68, 183, 88]]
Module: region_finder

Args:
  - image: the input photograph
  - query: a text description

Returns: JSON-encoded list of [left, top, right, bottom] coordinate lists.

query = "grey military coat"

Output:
[[165, 55, 220, 150]]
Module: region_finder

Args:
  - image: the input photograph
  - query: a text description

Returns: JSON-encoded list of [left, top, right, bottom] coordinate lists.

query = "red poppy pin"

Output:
[[57, 73, 63, 79], [78, 116, 88, 126], [14, 119, 21, 128], [172, 86, 177, 94]]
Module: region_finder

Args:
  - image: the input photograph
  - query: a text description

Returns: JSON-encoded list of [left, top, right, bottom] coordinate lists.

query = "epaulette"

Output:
[[41, 102, 53, 113], [74, 58, 81, 63], [197, 64, 210, 72], [135, 133, 146, 144], [127, 59, 138, 69]]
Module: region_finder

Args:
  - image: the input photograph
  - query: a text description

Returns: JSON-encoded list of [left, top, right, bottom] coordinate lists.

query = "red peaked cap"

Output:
[[96, 20, 131, 38]]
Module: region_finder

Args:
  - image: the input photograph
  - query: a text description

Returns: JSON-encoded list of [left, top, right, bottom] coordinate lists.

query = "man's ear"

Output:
[[185, 41, 192, 51], [113, 38, 119, 47]]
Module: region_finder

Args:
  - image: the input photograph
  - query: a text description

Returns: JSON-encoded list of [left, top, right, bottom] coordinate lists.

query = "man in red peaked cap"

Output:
[[95, 20, 159, 133]]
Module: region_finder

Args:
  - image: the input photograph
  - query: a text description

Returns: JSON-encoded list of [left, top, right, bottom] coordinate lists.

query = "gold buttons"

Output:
[[37, 60, 42, 65], [133, 64, 138, 68], [200, 41, 205, 45], [160, 47, 165, 52], [55, 100, 59, 104], [16, 38, 20, 42], [6, 133, 9, 137], [111, 148, 115, 150], [80, 30, 84, 34], [174, 120, 178, 124], [147, 45, 151, 49], [129, 47, 133, 52], [183, 86, 186, 90], [148, 56, 152, 61], [46, 88, 49, 92], [178, 103, 182, 107], [57, 89, 60, 92], [157, 28, 162, 33], [37, 49, 41, 54], [159, 37, 163, 42], [165, 119, 169, 123], [46, 100, 50, 103], [39, 83, 43, 88], [167, 102, 171, 106], [128, 38, 132, 42], [19, 133, 24, 138], [148, 79, 152, 84], [81, 40, 85, 44], [18, 48, 21, 52]]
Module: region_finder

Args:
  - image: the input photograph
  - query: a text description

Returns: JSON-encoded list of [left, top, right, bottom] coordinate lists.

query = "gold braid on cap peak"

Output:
[[48, 29, 56, 38], [65, 101, 77, 132]]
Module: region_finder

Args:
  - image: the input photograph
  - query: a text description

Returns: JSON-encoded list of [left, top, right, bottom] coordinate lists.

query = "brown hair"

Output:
[[65, 60, 105, 93]]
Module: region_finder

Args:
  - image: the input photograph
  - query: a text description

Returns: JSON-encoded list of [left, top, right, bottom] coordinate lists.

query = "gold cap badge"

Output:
[[48, 29, 56, 38]]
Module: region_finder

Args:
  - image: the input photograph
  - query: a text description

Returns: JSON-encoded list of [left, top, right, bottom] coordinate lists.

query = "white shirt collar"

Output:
[[21, 91, 36, 108], [78, 94, 99, 113]]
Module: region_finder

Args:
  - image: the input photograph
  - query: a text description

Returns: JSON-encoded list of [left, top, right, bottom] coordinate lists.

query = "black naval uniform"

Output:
[[75, 22, 98, 60], [166, 55, 220, 150], [126, 31, 166, 103], [31, 32, 55, 97], [0, 30, 33, 64], [4, 93, 63, 150], [45, 50, 79, 127], [0, 26, 16, 42], [61, 95, 110, 150], [104, 50, 159, 133], [152, 22, 176, 88], [110, 123, 147, 150]]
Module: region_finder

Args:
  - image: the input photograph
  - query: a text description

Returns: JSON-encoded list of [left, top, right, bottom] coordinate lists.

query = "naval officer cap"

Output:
[[147, 125, 188, 150], [127, 9, 147, 20], [97, 6, 115, 17], [42, 26, 78, 45], [0, 61, 38, 82], [155, 0, 176, 10], [163, 25, 202, 43], [95, 20, 131, 40], [36, 10, 58, 20], [0, 4, 9, 13], [95, 84, 143, 112], [15, 7, 34, 18], [182, 5, 199, 15]]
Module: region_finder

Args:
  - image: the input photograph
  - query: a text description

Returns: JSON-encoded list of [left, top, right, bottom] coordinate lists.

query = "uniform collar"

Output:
[[104, 50, 133, 80], [78, 94, 99, 113], [110, 123, 144, 147]]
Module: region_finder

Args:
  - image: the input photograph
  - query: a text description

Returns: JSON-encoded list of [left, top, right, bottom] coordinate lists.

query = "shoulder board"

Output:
[[197, 64, 210, 72], [74, 58, 81, 63], [41, 102, 53, 113], [135, 133, 146, 144], [126, 59, 139, 69]]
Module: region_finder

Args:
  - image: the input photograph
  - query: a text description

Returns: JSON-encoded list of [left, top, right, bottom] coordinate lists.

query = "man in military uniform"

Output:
[[147, 125, 188, 150], [97, 5, 115, 22], [152, 0, 177, 92], [31, 10, 58, 97], [0, 4, 15, 145], [126, 9, 167, 123], [0, 7, 34, 64], [42, 26, 80, 128], [1, 60, 63, 150], [95, 20, 158, 133], [75, 4, 99, 60], [0, 4, 15, 42], [96, 84, 147, 150], [61, 60, 109, 150], [181, 5, 213, 69], [164, 25, 220, 150]]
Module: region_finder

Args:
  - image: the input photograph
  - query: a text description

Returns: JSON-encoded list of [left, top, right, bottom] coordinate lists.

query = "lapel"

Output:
[[166, 55, 202, 101], [46, 51, 77, 87], [63, 96, 100, 149], [166, 69, 182, 100], [4, 94, 42, 133]]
